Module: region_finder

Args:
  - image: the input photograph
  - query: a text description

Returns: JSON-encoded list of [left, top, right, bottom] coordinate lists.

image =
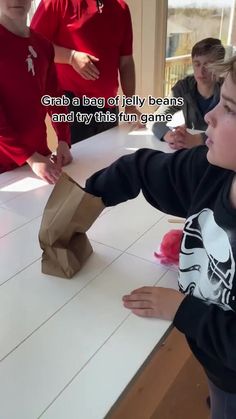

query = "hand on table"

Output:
[[123, 286, 185, 320], [164, 126, 203, 150], [27, 152, 61, 184], [125, 105, 145, 129]]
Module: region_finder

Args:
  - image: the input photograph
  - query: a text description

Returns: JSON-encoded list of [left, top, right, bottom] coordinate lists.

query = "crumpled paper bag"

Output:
[[39, 172, 104, 278]]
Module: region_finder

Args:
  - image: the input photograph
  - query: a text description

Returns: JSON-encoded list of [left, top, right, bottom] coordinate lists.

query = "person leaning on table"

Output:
[[0, 0, 72, 183], [84, 54, 236, 419], [149, 38, 225, 150]]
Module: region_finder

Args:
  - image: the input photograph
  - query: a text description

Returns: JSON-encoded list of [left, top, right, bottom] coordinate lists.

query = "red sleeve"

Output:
[[0, 102, 33, 166], [45, 45, 71, 146], [120, 3, 133, 56], [30, 0, 61, 43]]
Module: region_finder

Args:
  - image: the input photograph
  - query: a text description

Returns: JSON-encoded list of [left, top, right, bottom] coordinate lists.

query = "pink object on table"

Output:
[[154, 229, 183, 266]]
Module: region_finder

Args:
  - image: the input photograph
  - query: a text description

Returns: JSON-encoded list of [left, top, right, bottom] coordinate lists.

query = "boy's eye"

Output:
[[224, 104, 235, 114]]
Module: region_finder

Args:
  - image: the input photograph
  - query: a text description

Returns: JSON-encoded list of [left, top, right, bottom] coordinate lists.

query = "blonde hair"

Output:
[[212, 55, 236, 83]]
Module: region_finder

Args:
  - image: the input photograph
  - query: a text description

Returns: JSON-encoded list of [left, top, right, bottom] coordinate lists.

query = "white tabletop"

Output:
[[0, 125, 179, 419]]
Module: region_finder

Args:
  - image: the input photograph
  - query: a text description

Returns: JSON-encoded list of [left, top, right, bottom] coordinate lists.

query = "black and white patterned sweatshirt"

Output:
[[85, 146, 236, 392]]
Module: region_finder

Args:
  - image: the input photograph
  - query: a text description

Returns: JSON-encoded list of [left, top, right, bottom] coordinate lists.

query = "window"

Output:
[[165, 0, 236, 95]]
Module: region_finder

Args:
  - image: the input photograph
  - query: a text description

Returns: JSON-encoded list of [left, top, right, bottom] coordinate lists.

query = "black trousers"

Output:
[[65, 92, 118, 144]]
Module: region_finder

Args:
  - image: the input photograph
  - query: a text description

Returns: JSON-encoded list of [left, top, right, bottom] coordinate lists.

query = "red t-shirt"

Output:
[[31, 0, 133, 100], [0, 25, 70, 173]]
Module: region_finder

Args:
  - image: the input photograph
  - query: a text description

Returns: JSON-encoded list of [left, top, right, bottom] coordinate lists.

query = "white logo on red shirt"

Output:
[[26, 46, 37, 76]]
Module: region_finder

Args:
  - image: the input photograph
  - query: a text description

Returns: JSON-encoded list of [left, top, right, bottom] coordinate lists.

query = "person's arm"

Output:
[[150, 84, 184, 140], [53, 45, 71, 64], [119, 55, 142, 123], [45, 44, 71, 146], [167, 126, 204, 150], [45, 44, 72, 167], [174, 294, 236, 372], [118, 1, 133, 90], [117, 3, 143, 125], [26, 153, 61, 184], [122, 282, 236, 371], [31, 1, 100, 81], [0, 101, 61, 182], [85, 145, 209, 216], [53, 45, 100, 81], [119, 55, 135, 100]]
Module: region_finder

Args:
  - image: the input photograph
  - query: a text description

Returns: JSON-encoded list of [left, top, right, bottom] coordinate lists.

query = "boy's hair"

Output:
[[191, 38, 225, 61], [212, 55, 236, 84]]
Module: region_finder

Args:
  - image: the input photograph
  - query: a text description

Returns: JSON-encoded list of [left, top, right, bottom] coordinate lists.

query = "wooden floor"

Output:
[[151, 352, 210, 419], [108, 329, 210, 419]]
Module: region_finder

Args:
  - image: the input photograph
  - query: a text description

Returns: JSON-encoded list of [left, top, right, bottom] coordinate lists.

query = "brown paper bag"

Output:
[[39, 172, 105, 278]]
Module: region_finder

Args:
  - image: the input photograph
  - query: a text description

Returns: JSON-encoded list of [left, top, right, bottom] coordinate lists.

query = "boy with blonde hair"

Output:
[[85, 55, 236, 418]]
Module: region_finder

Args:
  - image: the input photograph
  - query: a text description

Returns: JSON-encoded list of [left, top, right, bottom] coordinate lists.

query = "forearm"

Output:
[[85, 151, 143, 207], [53, 44, 74, 65], [119, 56, 135, 99], [85, 147, 195, 216], [152, 122, 171, 141], [149, 92, 182, 139], [26, 152, 44, 165], [48, 111, 71, 146], [45, 48, 71, 146]]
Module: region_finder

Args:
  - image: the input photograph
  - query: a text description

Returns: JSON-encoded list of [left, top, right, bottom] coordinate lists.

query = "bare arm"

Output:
[[53, 45, 72, 64], [119, 55, 143, 125], [53, 44, 100, 80], [119, 55, 135, 98]]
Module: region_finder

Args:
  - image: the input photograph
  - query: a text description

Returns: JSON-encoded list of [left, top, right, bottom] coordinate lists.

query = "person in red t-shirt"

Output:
[[31, 0, 142, 143], [0, 0, 72, 183]]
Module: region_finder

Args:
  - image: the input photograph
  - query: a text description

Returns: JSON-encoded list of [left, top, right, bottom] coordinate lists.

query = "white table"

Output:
[[0, 125, 179, 419]]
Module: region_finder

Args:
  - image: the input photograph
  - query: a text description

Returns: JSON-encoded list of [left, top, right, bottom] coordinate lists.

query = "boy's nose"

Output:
[[205, 108, 217, 127], [201, 66, 206, 76]]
